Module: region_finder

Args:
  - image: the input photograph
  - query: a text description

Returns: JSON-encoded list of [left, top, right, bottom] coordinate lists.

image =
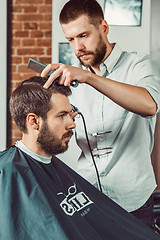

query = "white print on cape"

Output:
[[58, 184, 93, 216]]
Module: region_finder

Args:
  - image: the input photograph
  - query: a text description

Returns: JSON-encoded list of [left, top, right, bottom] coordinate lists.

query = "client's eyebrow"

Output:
[[56, 109, 72, 116]]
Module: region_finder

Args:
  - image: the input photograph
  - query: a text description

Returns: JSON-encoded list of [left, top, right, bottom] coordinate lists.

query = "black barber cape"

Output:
[[0, 146, 159, 240]]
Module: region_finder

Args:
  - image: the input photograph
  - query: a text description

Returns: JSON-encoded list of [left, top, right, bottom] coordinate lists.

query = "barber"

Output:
[[41, 0, 160, 229]]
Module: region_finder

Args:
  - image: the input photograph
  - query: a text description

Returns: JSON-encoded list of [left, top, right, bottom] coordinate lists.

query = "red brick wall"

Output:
[[9, 0, 52, 145]]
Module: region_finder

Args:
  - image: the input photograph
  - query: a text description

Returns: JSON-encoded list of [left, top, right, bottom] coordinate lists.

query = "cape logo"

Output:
[[58, 184, 93, 216]]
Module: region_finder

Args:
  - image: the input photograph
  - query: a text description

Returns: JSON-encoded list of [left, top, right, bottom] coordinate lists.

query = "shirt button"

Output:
[[99, 138, 103, 142]]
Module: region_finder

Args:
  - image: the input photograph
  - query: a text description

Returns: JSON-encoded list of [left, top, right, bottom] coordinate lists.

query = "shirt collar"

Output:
[[15, 140, 52, 164], [80, 43, 123, 75], [102, 43, 123, 74]]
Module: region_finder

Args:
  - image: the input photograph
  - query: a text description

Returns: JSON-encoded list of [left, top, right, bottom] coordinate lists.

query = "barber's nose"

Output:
[[75, 39, 84, 51]]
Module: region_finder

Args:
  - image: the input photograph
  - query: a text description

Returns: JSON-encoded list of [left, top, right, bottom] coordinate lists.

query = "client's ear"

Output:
[[26, 113, 41, 131]]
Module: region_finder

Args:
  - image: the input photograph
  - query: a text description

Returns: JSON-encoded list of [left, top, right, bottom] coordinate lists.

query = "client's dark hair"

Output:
[[9, 76, 71, 133], [59, 0, 104, 27]]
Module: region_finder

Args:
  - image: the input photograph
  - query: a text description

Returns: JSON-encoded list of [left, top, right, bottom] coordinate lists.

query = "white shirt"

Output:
[[70, 44, 160, 212]]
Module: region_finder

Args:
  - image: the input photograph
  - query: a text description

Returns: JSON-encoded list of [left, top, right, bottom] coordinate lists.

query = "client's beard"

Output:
[[37, 122, 73, 156]]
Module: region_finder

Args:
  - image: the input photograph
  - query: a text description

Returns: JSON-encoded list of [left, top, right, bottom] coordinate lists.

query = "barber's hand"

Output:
[[41, 63, 89, 88], [70, 110, 78, 121]]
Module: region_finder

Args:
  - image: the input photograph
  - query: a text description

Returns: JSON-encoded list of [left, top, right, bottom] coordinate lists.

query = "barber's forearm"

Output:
[[86, 72, 157, 116]]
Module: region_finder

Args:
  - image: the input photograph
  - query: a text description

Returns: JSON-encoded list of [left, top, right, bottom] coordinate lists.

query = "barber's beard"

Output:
[[37, 122, 73, 156], [76, 38, 107, 68]]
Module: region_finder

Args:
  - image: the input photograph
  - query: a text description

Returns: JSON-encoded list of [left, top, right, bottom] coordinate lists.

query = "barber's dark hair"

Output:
[[59, 0, 104, 27], [9, 76, 72, 133]]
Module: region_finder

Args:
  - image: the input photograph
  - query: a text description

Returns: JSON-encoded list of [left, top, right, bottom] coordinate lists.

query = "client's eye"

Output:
[[58, 114, 65, 118]]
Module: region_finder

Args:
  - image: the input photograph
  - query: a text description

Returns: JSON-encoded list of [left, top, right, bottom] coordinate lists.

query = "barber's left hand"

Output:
[[70, 110, 78, 121], [41, 63, 89, 88]]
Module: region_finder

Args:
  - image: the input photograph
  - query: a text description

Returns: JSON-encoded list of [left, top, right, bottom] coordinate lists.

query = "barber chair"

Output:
[[152, 190, 160, 234]]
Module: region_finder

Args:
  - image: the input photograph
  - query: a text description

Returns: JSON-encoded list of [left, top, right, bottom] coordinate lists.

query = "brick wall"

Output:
[[9, 0, 52, 145]]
